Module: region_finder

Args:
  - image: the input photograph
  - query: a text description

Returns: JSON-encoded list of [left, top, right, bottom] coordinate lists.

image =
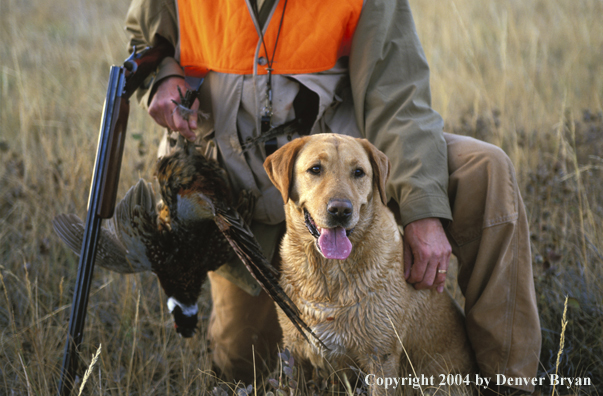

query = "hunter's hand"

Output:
[[149, 76, 199, 142], [403, 217, 451, 293]]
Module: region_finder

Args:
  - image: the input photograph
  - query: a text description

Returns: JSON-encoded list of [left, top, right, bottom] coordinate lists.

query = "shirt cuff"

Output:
[[397, 194, 453, 227], [136, 57, 185, 109]]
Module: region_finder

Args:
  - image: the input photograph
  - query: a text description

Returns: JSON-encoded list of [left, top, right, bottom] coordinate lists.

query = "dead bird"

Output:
[[53, 137, 315, 341]]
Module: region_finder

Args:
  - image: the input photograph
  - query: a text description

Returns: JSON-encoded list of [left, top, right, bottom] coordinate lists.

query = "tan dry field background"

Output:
[[0, 0, 602, 394]]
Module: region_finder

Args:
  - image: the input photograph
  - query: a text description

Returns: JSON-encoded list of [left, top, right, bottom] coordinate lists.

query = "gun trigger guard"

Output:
[[124, 45, 139, 73], [123, 45, 153, 73]]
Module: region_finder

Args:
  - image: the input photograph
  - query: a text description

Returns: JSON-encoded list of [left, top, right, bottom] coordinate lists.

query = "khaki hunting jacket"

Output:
[[125, 0, 452, 295]]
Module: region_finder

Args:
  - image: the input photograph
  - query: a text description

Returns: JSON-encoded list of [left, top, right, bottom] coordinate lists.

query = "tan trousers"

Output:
[[207, 133, 541, 391]]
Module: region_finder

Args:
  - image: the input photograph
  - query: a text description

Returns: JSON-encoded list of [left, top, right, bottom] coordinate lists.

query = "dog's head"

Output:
[[264, 134, 390, 260]]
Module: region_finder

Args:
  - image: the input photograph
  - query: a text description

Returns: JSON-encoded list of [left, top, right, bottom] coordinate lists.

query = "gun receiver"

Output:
[[58, 37, 174, 396]]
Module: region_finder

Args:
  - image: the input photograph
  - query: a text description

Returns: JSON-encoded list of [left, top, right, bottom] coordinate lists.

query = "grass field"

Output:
[[1, 0, 602, 394]]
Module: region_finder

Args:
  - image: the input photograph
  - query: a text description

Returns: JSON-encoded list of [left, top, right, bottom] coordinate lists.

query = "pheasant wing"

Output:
[[52, 179, 157, 273], [214, 205, 326, 348], [52, 213, 135, 272], [108, 179, 158, 272]]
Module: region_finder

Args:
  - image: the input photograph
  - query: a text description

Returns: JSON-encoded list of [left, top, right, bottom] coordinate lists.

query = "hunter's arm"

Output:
[[125, 0, 183, 108], [349, 0, 452, 226]]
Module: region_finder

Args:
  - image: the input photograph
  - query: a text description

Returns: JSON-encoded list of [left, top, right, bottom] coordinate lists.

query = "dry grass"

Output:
[[1, 0, 602, 394]]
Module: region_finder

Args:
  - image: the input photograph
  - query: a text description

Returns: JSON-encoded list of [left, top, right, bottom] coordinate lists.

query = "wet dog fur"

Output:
[[264, 134, 476, 394]]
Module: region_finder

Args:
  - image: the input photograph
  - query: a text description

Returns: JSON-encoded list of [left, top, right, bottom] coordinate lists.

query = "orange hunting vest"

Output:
[[177, 0, 363, 77]]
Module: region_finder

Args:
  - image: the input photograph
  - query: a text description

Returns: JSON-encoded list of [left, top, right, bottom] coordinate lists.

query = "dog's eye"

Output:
[[308, 165, 321, 175], [354, 168, 365, 178]]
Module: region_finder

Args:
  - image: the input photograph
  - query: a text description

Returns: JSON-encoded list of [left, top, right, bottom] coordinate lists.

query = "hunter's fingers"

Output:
[[403, 218, 452, 292], [148, 98, 170, 129], [434, 248, 451, 293], [188, 99, 200, 131], [403, 237, 413, 279], [435, 265, 448, 293], [416, 258, 439, 290], [411, 250, 450, 291], [148, 76, 195, 138], [164, 103, 179, 132], [407, 248, 428, 286], [172, 109, 196, 142]]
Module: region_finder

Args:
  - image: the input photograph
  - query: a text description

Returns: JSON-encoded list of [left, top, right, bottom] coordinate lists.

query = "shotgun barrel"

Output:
[[58, 38, 173, 396]]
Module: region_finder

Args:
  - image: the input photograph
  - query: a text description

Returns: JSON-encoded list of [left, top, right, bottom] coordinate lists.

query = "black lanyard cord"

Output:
[[251, 0, 289, 132], [252, 0, 288, 72]]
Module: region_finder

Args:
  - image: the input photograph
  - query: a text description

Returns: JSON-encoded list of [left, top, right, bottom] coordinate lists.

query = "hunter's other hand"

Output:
[[403, 217, 451, 293], [149, 76, 199, 142]]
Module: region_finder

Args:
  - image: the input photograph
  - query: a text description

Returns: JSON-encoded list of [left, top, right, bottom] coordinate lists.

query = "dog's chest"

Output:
[[300, 293, 396, 356]]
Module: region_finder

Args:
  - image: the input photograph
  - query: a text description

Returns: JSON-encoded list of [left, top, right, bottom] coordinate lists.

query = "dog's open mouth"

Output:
[[304, 209, 353, 260]]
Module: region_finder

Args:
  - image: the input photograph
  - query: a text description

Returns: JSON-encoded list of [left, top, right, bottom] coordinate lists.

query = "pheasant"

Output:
[[53, 137, 316, 343]]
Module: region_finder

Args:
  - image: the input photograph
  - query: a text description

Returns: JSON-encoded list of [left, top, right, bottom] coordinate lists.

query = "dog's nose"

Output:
[[327, 199, 353, 220]]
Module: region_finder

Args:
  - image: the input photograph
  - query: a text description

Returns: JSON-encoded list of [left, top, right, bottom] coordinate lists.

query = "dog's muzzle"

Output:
[[304, 209, 354, 260]]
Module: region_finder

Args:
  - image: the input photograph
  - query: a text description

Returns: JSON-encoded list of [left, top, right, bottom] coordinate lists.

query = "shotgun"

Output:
[[57, 37, 174, 396]]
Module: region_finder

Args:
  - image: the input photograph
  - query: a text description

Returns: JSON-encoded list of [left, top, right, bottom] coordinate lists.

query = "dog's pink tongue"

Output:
[[318, 227, 352, 260]]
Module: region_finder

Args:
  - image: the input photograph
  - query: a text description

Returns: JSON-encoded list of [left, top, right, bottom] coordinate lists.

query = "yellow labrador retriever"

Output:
[[264, 134, 476, 394]]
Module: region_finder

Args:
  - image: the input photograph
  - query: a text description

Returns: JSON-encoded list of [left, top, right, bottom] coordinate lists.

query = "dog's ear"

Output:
[[263, 137, 310, 203], [358, 139, 391, 206]]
